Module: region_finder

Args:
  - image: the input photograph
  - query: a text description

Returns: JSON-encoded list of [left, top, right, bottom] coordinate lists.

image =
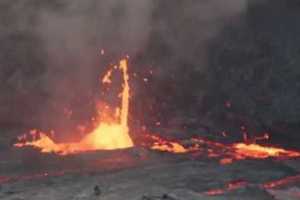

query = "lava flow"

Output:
[[148, 135, 191, 153], [14, 59, 134, 155], [145, 133, 300, 163], [232, 142, 300, 159]]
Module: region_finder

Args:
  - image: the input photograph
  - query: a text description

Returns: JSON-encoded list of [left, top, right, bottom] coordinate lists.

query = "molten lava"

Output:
[[145, 133, 300, 163], [15, 59, 134, 155], [232, 143, 300, 159], [146, 134, 200, 154]]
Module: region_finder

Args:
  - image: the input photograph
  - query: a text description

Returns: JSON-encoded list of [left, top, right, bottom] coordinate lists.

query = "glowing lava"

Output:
[[14, 59, 134, 155], [146, 134, 200, 154], [232, 143, 300, 159], [146, 133, 300, 162]]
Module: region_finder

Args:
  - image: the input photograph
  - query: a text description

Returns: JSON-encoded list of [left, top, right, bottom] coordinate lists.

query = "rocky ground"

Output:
[[1, 147, 300, 200]]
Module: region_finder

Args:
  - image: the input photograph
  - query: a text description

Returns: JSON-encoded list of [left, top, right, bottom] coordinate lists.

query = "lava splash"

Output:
[[14, 59, 134, 155]]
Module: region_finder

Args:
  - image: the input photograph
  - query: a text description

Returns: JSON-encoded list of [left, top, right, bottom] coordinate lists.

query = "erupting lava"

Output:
[[15, 59, 134, 155], [10, 58, 300, 197], [14, 58, 300, 164]]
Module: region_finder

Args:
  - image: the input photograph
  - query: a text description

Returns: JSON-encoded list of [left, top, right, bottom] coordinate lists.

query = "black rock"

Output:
[[93, 185, 101, 196]]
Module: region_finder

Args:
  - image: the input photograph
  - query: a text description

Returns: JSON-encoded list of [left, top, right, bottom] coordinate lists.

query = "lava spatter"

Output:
[[15, 59, 134, 155]]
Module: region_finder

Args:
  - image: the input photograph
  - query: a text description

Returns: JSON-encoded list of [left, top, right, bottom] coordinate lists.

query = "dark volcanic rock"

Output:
[[206, 0, 300, 146]]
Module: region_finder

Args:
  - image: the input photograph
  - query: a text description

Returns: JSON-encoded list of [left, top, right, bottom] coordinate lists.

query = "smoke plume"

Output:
[[0, 0, 249, 133]]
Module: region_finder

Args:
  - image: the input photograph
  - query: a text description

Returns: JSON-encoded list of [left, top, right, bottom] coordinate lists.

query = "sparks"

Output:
[[102, 69, 113, 84]]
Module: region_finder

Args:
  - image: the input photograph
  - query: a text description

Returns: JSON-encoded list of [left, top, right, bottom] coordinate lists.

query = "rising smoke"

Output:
[[0, 0, 249, 133]]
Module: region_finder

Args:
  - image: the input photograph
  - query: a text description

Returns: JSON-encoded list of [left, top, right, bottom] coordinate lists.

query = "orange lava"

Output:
[[232, 143, 300, 159], [147, 135, 200, 154], [147, 134, 300, 162], [205, 179, 249, 196], [205, 174, 300, 196], [151, 142, 188, 153], [14, 59, 134, 155], [263, 174, 300, 189]]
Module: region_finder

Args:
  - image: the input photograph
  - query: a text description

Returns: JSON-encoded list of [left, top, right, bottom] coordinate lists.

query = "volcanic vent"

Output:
[[14, 59, 133, 155]]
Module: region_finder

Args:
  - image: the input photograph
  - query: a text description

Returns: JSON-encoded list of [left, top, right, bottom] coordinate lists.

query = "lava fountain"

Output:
[[14, 59, 300, 161], [14, 59, 134, 155]]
